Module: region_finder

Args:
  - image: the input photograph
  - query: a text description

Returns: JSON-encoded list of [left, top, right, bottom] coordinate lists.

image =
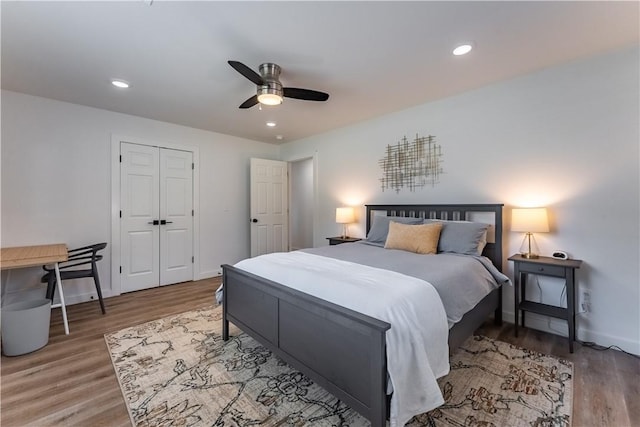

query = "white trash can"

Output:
[[1, 299, 52, 356]]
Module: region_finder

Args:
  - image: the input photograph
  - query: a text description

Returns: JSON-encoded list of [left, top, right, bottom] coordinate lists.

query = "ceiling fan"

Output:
[[228, 60, 329, 109]]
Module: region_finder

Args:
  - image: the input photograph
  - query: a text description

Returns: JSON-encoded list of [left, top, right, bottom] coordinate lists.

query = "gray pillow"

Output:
[[366, 216, 424, 244], [425, 220, 490, 256]]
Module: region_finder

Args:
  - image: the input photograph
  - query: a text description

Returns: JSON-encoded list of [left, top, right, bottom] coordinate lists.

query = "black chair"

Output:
[[42, 243, 107, 314]]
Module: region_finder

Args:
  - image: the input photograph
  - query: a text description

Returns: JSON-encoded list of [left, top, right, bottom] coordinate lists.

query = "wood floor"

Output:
[[1, 278, 638, 426], [475, 320, 639, 427]]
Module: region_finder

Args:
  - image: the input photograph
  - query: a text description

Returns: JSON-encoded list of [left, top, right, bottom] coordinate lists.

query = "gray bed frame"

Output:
[[222, 203, 503, 427]]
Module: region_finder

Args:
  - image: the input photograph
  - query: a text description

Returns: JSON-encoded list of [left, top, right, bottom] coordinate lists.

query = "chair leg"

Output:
[[93, 271, 106, 315], [46, 275, 56, 301]]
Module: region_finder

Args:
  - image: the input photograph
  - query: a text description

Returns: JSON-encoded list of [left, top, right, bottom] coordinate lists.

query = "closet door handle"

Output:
[[160, 220, 173, 225], [148, 220, 160, 225]]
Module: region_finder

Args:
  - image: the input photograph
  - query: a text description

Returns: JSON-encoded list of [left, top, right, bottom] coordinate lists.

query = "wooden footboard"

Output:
[[222, 264, 391, 427]]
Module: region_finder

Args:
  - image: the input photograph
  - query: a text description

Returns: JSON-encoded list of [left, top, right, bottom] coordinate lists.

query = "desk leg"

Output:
[[54, 263, 70, 335]]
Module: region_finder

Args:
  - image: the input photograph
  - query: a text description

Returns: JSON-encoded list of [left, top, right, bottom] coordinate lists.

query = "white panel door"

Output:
[[120, 143, 194, 292], [159, 148, 193, 285], [250, 158, 288, 257], [121, 143, 160, 292]]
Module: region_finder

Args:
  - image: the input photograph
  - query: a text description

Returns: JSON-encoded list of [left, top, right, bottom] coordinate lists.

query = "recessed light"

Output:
[[111, 79, 130, 88], [276, 135, 283, 140], [453, 44, 473, 56], [266, 121, 277, 127]]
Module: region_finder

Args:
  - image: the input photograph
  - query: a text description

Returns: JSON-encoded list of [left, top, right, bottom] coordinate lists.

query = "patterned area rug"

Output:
[[105, 305, 573, 426]]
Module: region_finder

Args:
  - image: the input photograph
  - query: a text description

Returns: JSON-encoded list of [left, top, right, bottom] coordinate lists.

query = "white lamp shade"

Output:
[[335, 207, 355, 224], [511, 208, 549, 233]]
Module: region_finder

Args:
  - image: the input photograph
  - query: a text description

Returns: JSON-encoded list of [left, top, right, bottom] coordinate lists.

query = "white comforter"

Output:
[[234, 251, 449, 427]]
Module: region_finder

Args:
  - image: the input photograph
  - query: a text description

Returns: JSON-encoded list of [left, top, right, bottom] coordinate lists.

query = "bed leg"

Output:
[[370, 336, 387, 427], [494, 308, 503, 325], [221, 265, 229, 341], [494, 289, 503, 325], [371, 415, 386, 427], [222, 318, 229, 341], [370, 396, 386, 427]]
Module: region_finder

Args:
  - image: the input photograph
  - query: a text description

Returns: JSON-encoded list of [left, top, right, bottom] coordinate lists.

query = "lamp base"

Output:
[[519, 233, 540, 260], [341, 224, 349, 239]]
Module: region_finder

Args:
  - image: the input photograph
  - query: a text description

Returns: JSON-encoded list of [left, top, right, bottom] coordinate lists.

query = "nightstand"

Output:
[[509, 254, 582, 353], [326, 237, 362, 246]]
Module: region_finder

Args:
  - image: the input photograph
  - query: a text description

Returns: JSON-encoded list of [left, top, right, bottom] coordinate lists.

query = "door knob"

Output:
[[251, 218, 258, 223]]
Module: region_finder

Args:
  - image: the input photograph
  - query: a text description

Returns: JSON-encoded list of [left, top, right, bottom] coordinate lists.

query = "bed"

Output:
[[221, 203, 505, 427]]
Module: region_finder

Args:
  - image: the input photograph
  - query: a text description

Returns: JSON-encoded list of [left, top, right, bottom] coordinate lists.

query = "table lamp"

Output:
[[511, 207, 549, 259], [335, 207, 355, 238]]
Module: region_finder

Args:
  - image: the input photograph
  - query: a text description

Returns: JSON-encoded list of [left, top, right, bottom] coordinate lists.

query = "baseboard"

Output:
[[502, 310, 640, 356], [2, 287, 114, 307], [198, 269, 222, 280], [62, 290, 114, 306]]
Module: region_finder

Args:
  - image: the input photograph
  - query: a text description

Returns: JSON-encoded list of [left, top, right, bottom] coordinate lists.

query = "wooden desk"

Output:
[[1, 244, 70, 335]]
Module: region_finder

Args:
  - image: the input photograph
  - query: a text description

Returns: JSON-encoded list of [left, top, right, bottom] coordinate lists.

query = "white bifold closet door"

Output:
[[120, 142, 194, 292]]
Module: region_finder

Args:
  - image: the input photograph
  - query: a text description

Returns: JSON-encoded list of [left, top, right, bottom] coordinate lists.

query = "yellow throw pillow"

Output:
[[384, 221, 443, 254]]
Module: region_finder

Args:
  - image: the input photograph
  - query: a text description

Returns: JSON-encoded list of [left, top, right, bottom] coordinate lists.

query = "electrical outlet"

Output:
[[581, 291, 591, 312]]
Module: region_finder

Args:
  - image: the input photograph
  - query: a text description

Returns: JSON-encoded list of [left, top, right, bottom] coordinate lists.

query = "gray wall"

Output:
[[280, 47, 640, 354], [1, 90, 279, 304]]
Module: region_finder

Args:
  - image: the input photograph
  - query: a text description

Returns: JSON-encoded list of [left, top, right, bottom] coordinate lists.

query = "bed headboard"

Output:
[[365, 204, 504, 271]]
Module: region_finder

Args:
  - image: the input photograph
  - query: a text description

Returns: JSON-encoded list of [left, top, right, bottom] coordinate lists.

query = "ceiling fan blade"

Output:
[[283, 87, 329, 102], [228, 60, 264, 86], [239, 95, 259, 109]]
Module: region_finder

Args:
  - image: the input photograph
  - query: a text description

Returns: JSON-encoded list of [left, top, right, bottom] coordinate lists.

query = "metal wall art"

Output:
[[379, 134, 443, 192]]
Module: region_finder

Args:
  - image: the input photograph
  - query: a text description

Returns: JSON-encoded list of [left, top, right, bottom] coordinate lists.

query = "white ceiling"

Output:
[[2, 1, 638, 144]]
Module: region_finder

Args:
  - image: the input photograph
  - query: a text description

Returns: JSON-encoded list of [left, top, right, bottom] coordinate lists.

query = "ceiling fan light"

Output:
[[257, 93, 283, 106], [257, 82, 283, 106]]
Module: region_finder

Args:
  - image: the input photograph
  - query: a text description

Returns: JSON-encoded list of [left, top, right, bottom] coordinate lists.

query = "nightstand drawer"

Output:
[[517, 263, 564, 277]]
